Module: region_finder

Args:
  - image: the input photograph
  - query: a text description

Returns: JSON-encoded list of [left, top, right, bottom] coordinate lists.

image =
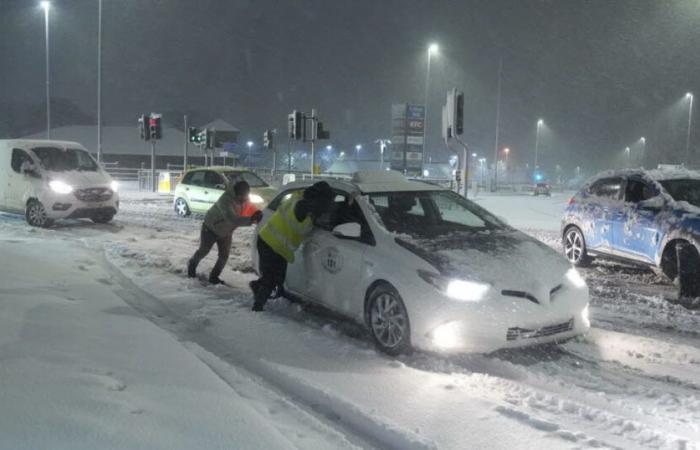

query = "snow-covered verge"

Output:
[[2, 192, 700, 449]]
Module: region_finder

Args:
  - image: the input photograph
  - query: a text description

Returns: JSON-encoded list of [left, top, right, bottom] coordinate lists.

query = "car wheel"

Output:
[[174, 197, 191, 217], [564, 226, 591, 266], [91, 213, 114, 224], [367, 284, 412, 356], [25, 200, 53, 228]]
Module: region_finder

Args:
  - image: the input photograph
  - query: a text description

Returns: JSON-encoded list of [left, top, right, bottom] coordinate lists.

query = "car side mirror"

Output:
[[332, 222, 362, 239], [214, 183, 226, 190]]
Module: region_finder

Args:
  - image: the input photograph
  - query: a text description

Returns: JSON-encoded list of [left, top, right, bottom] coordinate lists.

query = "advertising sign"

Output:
[[390, 103, 425, 175]]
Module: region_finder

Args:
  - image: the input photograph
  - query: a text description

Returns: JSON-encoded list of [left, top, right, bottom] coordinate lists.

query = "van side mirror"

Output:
[[332, 222, 361, 239], [638, 196, 665, 211]]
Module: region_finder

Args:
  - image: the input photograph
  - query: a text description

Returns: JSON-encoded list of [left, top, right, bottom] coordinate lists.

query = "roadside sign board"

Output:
[[391, 103, 424, 175]]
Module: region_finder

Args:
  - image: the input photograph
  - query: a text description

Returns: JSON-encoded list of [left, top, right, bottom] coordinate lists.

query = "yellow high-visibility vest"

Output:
[[259, 191, 312, 262]]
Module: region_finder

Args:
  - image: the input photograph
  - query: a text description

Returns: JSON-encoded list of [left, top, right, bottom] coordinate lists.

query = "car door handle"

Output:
[[204, 191, 209, 194], [185, 187, 189, 191]]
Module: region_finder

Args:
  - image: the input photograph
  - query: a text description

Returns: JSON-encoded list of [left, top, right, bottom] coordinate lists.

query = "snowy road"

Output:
[[1, 191, 699, 449]]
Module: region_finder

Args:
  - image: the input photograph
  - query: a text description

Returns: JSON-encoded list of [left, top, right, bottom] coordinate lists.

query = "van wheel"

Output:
[[174, 198, 191, 217], [367, 284, 412, 356], [26, 200, 53, 228], [91, 213, 114, 224]]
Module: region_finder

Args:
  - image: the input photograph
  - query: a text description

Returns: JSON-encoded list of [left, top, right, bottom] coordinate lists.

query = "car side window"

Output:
[[268, 189, 304, 211], [625, 178, 656, 204], [181, 171, 194, 184], [589, 177, 623, 201], [187, 171, 205, 187], [11, 148, 32, 173], [203, 171, 224, 188]]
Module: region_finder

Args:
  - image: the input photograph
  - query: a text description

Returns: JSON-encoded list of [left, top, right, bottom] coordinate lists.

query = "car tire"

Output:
[[174, 197, 191, 217], [25, 200, 53, 228], [367, 284, 412, 356], [563, 226, 591, 267], [91, 213, 114, 224], [674, 242, 700, 301]]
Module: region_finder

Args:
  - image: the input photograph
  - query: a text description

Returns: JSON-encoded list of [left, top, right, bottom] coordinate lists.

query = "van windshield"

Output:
[[32, 147, 99, 172]]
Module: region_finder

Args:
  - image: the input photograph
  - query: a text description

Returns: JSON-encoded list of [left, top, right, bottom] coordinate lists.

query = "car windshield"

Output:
[[368, 190, 505, 238], [659, 179, 700, 207], [224, 171, 268, 188], [32, 147, 98, 172]]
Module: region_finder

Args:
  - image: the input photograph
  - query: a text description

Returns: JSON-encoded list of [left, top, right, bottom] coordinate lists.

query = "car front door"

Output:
[[584, 177, 623, 252], [299, 192, 370, 315], [615, 177, 662, 263]]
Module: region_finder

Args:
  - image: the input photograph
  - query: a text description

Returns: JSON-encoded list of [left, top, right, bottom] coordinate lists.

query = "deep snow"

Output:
[[1, 189, 699, 449]]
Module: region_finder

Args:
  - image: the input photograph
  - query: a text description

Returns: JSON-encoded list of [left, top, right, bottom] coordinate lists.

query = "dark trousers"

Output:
[[254, 238, 287, 309], [189, 224, 232, 281]]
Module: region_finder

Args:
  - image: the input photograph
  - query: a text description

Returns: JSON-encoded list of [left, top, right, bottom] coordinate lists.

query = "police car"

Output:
[[255, 171, 590, 355]]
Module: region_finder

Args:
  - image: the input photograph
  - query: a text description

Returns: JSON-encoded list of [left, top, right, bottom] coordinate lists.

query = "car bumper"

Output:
[[409, 284, 590, 354], [43, 192, 119, 220]]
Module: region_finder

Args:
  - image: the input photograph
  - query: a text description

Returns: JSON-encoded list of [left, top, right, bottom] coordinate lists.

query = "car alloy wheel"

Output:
[[26, 200, 52, 228], [174, 198, 190, 217], [564, 227, 588, 266], [369, 286, 411, 355]]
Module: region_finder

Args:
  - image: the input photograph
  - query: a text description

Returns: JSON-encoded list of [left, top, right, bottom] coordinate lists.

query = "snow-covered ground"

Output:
[[1, 190, 699, 449]]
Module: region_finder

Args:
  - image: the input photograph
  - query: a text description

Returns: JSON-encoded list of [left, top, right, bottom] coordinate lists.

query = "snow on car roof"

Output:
[[0, 139, 87, 150], [351, 171, 444, 193], [584, 167, 700, 186]]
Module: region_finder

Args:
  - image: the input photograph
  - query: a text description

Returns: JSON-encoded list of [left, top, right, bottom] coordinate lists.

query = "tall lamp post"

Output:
[[625, 147, 631, 167], [355, 144, 362, 160], [685, 92, 694, 164], [97, 0, 103, 162], [40, 1, 51, 139], [422, 43, 439, 165], [534, 119, 544, 175], [503, 147, 510, 183], [640, 137, 646, 167]]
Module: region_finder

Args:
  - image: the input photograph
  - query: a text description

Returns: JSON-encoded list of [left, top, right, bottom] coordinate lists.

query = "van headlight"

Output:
[[418, 270, 490, 302], [49, 180, 74, 194], [566, 268, 587, 288], [110, 180, 119, 192], [249, 193, 264, 204]]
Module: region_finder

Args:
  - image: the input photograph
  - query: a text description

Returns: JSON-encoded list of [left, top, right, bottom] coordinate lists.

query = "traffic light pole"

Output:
[[454, 136, 469, 199], [150, 141, 157, 193], [183, 115, 189, 169]]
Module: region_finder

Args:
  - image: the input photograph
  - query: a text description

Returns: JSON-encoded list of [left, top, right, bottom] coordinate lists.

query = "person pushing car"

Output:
[[188, 180, 262, 284], [250, 181, 334, 311]]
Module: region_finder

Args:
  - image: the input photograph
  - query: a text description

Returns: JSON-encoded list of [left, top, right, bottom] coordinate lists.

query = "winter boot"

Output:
[[187, 259, 197, 278]]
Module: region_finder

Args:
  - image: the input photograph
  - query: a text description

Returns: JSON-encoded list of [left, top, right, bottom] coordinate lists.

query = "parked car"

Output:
[[255, 171, 590, 355], [173, 167, 278, 216], [0, 140, 119, 227], [533, 182, 552, 196], [562, 168, 700, 299]]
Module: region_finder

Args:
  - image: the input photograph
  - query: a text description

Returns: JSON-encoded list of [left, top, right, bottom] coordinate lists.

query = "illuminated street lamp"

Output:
[[355, 144, 362, 159], [40, 1, 51, 138], [247, 140, 254, 164], [423, 43, 439, 164], [640, 137, 646, 166], [534, 119, 544, 171], [625, 147, 631, 167]]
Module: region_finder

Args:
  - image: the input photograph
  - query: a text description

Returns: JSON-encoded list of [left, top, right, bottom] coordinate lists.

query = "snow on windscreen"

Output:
[[32, 147, 98, 172]]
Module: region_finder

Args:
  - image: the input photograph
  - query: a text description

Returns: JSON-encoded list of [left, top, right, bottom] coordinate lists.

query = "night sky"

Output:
[[2, 0, 699, 172]]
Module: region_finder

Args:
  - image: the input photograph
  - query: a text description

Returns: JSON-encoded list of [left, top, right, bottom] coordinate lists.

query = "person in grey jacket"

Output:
[[188, 180, 262, 284]]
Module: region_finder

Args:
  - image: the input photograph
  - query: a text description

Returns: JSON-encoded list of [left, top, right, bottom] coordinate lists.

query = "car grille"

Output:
[[74, 188, 113, 202], [501, 284, 565, 305], [506, 318, 574, 341]]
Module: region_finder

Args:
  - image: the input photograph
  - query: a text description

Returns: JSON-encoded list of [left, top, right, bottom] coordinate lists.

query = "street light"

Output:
[[246, 141, 254, 165], [640, 137, 646, 166], [325, 145, 332, 151], [40, 1, 51, 139], [685, 92, 694, 163], [534, 119, 544, 172], [355, 144, 362, 160], [423, 43, 439, 165], [503, 147, 510, 180], [625, 146, 631, 167]]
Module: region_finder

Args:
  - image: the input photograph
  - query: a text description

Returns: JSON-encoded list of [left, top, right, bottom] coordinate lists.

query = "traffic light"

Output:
[[445, 89, 464, 137], [148, 114, 162, 140], [288, 110, 303, 140], [316, 121, 330, 140], [205, 129, 214, 150], [188, 127, 203, 144], [263, 130, 273, 149], [454, 92, 464, 136], [138, 114, 149, 141]]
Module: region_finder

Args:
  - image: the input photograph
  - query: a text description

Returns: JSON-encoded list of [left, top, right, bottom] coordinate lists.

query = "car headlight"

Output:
[[418, 270, 490, 302], [49, 180, 74, 194], [249, 193, 264, 204], [110, 180, 119, 192], [566, 268, 587, 288]]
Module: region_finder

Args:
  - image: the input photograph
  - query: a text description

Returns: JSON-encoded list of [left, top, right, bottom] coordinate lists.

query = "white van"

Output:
[[0, 139, 119, 227]]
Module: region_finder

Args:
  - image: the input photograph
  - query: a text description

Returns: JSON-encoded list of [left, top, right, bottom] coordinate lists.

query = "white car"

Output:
[[0, 140, 119, 227], [255, 171, 590, 355]]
